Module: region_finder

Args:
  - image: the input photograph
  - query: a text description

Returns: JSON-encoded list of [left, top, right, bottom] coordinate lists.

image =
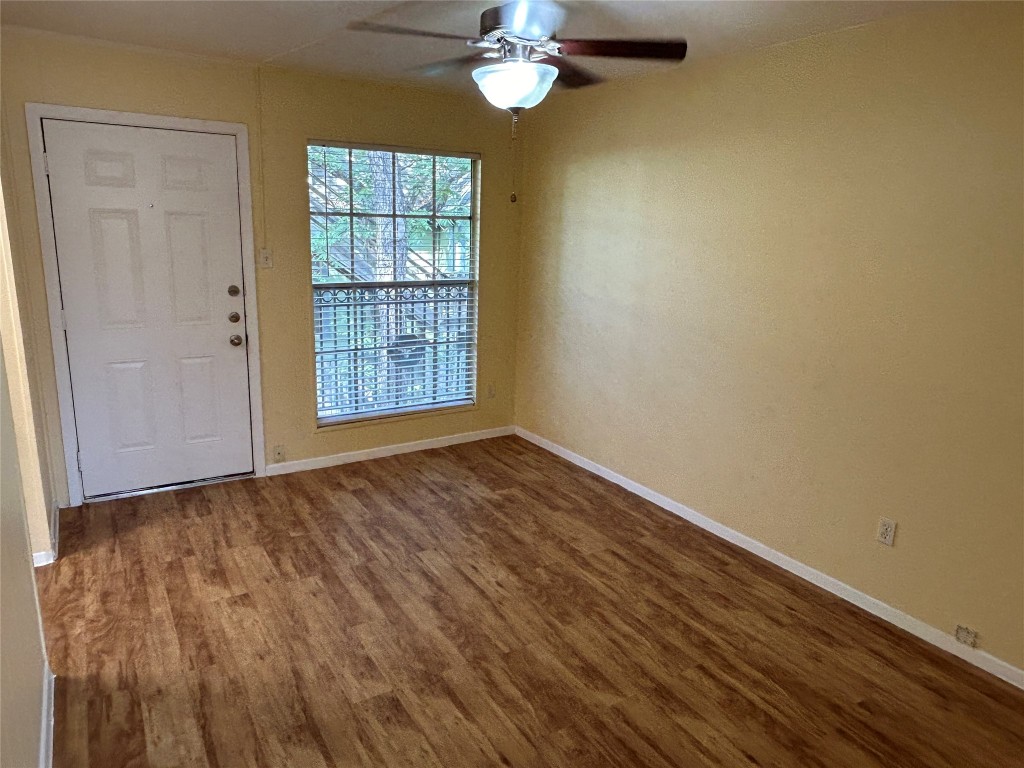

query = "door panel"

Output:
[[105, 360, 156, 452], [179, 356, 221, 444], [44, 119, 254, 498], [166, 211, 213, 325], [90, 209, 145, 327]]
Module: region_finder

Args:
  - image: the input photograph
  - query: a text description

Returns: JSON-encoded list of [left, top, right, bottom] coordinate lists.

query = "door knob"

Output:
[[229, 334, 244, 347], [228, 312, 240, 323], [228, 284, 241, 296]]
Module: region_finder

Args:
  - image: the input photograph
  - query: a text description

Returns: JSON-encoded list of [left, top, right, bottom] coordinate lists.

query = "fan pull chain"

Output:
[[509, 108, 520, 203]]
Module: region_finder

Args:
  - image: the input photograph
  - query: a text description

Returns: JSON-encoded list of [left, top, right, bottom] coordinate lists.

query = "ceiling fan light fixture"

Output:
[[472, 61, 558, 110]]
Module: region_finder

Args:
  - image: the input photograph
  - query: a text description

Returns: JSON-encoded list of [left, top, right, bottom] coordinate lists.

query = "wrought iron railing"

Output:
[[313, 282, 476, 421]]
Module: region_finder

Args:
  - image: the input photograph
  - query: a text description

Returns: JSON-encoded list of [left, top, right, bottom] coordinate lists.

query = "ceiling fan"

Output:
[[348, 0, 687, 112]]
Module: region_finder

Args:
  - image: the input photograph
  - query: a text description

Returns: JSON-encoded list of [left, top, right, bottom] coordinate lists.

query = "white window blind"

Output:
[[308, 144, 478, 423]]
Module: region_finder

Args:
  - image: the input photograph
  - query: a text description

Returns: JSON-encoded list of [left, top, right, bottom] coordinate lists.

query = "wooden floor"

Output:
[[37, 436, 1023, 767]]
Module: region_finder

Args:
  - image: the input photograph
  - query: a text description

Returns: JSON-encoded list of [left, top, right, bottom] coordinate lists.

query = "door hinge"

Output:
[[42, 153, 49, 175], [75, 451, 82, 471], [60, 309, 67, 331]]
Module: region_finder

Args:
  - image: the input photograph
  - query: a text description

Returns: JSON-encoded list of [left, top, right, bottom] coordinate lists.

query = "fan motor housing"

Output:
[[479, 5, 508, 38], [479, 2, 567, 48]]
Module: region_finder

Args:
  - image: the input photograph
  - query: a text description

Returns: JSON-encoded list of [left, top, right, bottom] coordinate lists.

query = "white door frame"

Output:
[[25, 103, 267, 506]]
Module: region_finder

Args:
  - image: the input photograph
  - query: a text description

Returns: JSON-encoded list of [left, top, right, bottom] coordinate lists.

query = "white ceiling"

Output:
[[1, 1, 927, 89]]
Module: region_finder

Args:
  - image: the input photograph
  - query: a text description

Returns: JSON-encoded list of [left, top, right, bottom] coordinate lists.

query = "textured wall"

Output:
[[1, 315, 50, 767], [515, 3, 1023, 666]]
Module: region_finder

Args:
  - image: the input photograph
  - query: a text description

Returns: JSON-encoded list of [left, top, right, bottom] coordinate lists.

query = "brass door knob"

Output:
[[229, 334, 244, 347], [228, 312, 241, 323], [228, 284, 241, 296]]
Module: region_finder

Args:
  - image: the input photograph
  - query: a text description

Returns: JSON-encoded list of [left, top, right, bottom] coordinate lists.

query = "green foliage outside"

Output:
[[308, 146, 473, 283]]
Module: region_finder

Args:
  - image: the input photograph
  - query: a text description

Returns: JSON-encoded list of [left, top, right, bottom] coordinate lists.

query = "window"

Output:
[[308, 144, 478, 424]]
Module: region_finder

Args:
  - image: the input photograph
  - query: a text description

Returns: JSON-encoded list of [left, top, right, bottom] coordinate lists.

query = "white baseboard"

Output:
[[32, 503, 61, 568], [513, 427, 1024, 691], [32, 550, 55, 567], [265, 426, 515, 476], [39, 664, 54, 768]]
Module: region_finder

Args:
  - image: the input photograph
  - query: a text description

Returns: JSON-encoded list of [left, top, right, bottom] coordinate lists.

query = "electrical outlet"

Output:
[[955, 625, 978, 648], [272, 445, 286, 463], [876, 517, 896, 546], [259, 247, 273, 268]]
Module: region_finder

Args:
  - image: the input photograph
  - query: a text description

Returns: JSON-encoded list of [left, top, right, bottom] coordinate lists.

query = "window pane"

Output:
[[351, 149, 395, 214], [308, 145, 350, 213], [396, 153, 433, 214], [435, 218, 472, 280], [325, 216, 352, 282], [314, 216, 356, 284], [435, 156, 472, 216], [311, 213, 329, 281], [353, 215, 395, 280], [314, 294, 354, 353], [400, 218, 435, 281], [308, 146, 327, 212]]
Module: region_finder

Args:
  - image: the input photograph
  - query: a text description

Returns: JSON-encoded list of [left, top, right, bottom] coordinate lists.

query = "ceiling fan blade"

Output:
[[549, 57, 602, 89], [348, 20, 474, 42], [557, 39, 688, 61], [413, 54, 487, 79]]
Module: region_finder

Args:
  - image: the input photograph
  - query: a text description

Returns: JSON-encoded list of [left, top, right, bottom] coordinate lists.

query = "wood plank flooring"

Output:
[[36, 436, 1023, 767]]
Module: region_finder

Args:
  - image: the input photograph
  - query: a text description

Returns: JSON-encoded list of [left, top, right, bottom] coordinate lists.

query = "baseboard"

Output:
[[512, 427, 1024, 691], [32, 503, 61, 568], [265, 426, 516, 476], [32, 550, 55, 567], [39, 664, 54, 768]]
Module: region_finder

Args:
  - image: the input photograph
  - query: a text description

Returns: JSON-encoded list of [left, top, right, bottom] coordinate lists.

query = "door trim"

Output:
[[25, 103, 267, 506]]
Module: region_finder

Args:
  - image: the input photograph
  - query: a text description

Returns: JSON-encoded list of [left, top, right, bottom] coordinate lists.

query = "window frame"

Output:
[[307, 140, 481, 428]]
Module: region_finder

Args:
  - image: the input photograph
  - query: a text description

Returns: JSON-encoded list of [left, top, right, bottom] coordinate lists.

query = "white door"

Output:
[[43, 119, 254, 498]]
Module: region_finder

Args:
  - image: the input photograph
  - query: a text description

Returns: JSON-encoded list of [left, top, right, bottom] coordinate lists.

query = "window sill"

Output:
[[315, 400, 477, 432]]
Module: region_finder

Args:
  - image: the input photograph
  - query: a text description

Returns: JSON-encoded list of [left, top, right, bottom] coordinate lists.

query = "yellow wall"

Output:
[[1, 110, 52, 553], [1, 257, 50, 767], [515, 3, 1024, 667], [0, 28, 519, 524]]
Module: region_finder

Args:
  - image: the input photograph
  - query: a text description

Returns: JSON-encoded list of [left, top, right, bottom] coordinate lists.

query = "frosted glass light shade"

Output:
[[472, 62, 558, 110]]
